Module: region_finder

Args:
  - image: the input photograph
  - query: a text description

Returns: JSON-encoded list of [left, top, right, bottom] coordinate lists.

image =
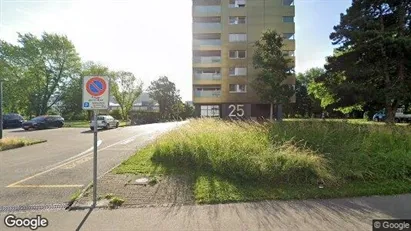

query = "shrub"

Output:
[[109, 109, 122, 120]]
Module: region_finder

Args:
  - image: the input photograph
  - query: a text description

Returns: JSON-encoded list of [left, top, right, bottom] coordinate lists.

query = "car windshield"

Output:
[[4, 114, 20, 120], [97, 116, 105, 120], [31, 117, 45, 122]]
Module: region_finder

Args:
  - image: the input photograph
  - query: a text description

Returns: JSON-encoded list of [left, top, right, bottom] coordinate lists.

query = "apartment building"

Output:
[[192, 0, 296, 119]]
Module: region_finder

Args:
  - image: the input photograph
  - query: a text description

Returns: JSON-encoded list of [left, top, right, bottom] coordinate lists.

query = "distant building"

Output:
[[109, 92, 159, 112]]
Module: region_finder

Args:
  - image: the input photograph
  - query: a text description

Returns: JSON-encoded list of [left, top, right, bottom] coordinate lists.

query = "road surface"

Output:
[[0, 122, 184, 210]]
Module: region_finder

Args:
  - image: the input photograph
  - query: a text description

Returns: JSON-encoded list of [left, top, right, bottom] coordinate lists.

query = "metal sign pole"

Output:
[[92, 110, 98, 208]]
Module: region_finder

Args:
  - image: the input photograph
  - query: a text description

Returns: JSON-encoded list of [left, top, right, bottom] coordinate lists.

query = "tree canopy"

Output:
[[0, 32, 81, 116], [252, 29, 295, 106], [320, 0, 411, 122]]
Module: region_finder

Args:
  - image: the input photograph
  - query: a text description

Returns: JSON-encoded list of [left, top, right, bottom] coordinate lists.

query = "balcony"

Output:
[[193, 56, 221, 64], [193, 39, 221, 50], [194, 90, 221, 98], [193, 23, 221, 33], [193, 6, 221, 17], [194, 72, 222, 80]]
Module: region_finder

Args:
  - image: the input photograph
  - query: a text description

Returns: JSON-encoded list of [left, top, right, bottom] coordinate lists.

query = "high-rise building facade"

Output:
[[192, 0, 295, 119]]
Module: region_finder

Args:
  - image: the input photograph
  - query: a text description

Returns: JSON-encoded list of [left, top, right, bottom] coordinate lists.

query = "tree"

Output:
[[111, 71, 143, 120], [252, 29, 295, 121], [180, 103, 195, 119], [0, 32, 81, 116], [293, 71, 322, 117], [147, 76, 182, 120], [323, 0, 411, 123]]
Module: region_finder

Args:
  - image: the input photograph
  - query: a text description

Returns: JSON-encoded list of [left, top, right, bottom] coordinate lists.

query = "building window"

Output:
[[283, 33, 295, 40], [229, 0, 246, 8], [229, 67, 247, 76], [229, 84, 247, 93], [229, 50, 246, 59], [283, 50, 295, 56], [229, 16, 246, 25], [201, 105, 220, 117], [283, 0, 295, 6], [229, 33, 247, 42], [283, 16, 294, 23]]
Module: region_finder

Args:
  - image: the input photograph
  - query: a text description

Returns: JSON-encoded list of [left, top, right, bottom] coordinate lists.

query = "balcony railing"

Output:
[[193, 56, 221, 64], [193, 39, 221, 48], [194, 72, 222, 80], [193, 6, 221, 13], [193, 23, 221, 30], [194, 90, 221, 97]]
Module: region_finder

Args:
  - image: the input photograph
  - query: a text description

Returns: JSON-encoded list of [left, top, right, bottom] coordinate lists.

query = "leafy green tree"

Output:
[[252, 29, 295, 121], [147, 76, 182, 120], [111, 71, 143, 120], [0, 32, 81, 116], [180, 103, 195, 119], [323, 0, 411, 123], [293, 72, 322, 117]]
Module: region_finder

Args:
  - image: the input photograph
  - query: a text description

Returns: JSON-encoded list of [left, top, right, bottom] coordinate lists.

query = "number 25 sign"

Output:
[[228, 104, 245, 117]]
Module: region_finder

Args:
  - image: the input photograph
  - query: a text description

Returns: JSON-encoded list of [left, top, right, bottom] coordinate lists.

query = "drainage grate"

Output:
[[0, 203, 69, 213]]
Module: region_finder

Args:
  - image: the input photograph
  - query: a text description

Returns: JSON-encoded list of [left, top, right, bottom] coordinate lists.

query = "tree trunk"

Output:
[[385, 100, 398, 124], [269, 103, 273, 121], [276, 104, 283, 122]]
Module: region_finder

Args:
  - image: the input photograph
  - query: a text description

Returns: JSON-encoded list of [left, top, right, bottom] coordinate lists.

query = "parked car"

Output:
[[89, 115, 119, 130], [22, 115, 65, 130], [3, 113, 25, 129], [372, 110, 386, 122], [373, 107, 411, 123]]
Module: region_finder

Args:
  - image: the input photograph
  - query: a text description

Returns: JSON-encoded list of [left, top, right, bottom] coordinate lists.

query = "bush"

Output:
[[110, 109, 122, 120], [129, 111, 161, 125]]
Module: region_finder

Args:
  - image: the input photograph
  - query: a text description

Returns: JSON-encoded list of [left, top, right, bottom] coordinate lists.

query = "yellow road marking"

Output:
[[6, 131, 152, 188], [7, 184, 84, 188], [61, 156, 94, 170]]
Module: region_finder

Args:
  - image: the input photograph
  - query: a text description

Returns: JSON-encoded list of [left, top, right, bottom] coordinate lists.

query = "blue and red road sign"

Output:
[[86, 77, 107, 97]]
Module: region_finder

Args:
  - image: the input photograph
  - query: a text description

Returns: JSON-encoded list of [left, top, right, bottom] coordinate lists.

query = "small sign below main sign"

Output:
[[82, 76, 110, 110]]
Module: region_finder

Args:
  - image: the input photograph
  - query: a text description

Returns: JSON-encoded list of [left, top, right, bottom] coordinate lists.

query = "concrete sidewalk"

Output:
[[1, 194, 410, 231]]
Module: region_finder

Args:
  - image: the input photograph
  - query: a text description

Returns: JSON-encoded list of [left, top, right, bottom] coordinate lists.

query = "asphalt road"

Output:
[[0, 122, 185, 209]]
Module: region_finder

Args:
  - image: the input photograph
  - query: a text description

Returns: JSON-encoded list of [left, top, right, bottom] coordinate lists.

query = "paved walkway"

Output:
[[1, 194, 410, 231]]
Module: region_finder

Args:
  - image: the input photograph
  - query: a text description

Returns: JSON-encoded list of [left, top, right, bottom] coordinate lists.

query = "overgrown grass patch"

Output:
[[0, 137, 46, 151], [114, 118, 411, 204]]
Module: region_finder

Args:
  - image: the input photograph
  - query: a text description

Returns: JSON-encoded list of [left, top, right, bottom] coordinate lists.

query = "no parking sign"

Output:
[[82, 76, 110, 110]]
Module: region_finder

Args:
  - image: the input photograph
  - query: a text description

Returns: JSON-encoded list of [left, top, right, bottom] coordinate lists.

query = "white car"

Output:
[[90, 115, 119, 130]]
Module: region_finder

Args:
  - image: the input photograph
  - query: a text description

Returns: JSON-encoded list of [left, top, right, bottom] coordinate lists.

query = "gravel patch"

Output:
[[74, 173, 195, 208]]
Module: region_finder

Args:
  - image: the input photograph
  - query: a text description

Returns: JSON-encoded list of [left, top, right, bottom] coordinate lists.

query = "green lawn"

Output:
[[64, 120, 127, 128], [0, 137, 46, 151], [114, 118, 411, 204]]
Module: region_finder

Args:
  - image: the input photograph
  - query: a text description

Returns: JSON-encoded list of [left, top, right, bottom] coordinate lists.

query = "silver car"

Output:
[[90, 115, 119, 130]]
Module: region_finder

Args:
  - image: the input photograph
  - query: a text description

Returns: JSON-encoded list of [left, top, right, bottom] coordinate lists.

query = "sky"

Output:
[[0, 0, 352, 101]]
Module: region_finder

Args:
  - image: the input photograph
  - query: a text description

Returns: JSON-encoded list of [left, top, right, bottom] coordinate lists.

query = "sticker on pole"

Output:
[[82, 76, 110, 110]]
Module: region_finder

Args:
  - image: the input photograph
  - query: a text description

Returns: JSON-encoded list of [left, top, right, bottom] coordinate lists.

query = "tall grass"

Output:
[[150, 119, 334, 184], [0, 137, 44, 151], [270, 121, 411, 182]]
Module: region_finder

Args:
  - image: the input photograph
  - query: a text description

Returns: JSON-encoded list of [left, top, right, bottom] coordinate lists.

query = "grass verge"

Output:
[[0, 137, 46, 151], [64, 120, 128, 128], [114, 118, 411, 204]]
